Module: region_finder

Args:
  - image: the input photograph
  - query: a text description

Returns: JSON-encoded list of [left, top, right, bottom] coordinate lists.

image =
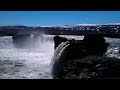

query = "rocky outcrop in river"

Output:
[[52, 34, 120, 79]]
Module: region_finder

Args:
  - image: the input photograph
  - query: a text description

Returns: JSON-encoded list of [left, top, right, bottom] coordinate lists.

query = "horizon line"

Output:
[[1, 23, 120, 27]]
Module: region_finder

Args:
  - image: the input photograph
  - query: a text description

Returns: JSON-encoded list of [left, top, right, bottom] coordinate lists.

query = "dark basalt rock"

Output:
[[82, 34, 109, 55], [52, 34, 120, 79], [53, 35, 68, 49], [53, 34, 109, 61], [59, 56, 120, 79]]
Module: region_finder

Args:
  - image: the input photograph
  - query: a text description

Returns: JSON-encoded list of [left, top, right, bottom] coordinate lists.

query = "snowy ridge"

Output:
[[1, 23, 120, 28]]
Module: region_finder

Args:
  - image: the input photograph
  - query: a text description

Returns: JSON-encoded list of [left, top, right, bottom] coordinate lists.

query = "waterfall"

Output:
[[0, 36, 14, 49]]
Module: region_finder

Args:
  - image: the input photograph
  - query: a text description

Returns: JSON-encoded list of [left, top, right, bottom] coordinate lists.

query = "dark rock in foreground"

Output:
[[52, 34, 120, 79], [59, 56, 120, 79]]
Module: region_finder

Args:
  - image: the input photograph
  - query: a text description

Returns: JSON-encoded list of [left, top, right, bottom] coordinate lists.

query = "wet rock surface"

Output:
[[52, 34, 120, 79], [59, 56, 120, 79]]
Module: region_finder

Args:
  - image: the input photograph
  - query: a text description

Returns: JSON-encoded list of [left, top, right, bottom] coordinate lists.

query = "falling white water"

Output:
[[0, 35, 120, 79], [0, 35, 54, 79]]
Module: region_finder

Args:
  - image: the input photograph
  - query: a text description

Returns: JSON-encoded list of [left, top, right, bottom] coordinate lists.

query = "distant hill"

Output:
[[0, 24, 120, 38]]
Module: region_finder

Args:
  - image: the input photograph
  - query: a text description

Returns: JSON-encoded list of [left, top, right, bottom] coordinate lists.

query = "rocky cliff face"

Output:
[[52, 34, 120, 79], [58, 55, 120, 79]]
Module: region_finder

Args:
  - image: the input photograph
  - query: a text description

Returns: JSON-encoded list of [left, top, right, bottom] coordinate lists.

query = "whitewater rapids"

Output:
[[0, 35, 120, 79], [0, 36, 54, 79]]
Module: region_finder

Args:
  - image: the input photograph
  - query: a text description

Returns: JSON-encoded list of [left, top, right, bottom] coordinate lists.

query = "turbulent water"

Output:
[[0, 36, 54, 79], [0, 35, 120, 79]]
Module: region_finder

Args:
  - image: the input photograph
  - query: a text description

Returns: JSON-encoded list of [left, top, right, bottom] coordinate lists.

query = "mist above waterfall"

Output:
[[0, 35, 55, 79], [24, 34, 54, 53], [0, 36, 14, 49], [0, 33, 54, 53]]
